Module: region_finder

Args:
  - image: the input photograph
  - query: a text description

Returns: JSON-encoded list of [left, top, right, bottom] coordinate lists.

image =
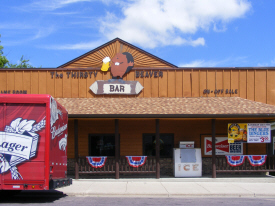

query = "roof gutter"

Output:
[[68, 113, 275, 119]]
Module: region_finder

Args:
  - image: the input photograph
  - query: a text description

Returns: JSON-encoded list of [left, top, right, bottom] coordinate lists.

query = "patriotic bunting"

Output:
[[126, 156, 147, 167], [225, 155, 246, 166], [247, 155, 267, 166], [225, 155, 267, 167], [86, 156, 107, 168]]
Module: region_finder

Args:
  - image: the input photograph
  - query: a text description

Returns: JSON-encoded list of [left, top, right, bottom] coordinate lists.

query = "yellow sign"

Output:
[[228, 123, 247, 143]]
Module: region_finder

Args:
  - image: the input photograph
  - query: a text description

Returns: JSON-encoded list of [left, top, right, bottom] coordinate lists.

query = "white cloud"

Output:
[[100, 0, 252, 48], [48, 11, 79, 15], [0, 23, 33, 30], [28, 0, 92, 11], [257, 63, 268, 67], [32, 27, 56, 40], [0, 24, 55, 45], [43, 40, 104, 50], [179, 60, 220, 67], [179, 56, 248, 67], [213, 24, 227, 32], [257, 58, 275, 67]]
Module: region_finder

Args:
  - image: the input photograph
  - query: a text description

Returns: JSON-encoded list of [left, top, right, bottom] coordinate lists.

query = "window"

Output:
[[89, 134, 118, 156], [143, 134, 174, 158]]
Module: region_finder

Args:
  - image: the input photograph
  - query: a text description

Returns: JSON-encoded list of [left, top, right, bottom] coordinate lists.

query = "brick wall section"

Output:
[[67, 158, 75, 176], [160, 158, 173, 176], [202, 157, 212, 175]]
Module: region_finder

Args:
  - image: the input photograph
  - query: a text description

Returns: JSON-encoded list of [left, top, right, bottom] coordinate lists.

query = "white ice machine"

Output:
[[173, 145, 202, 177]]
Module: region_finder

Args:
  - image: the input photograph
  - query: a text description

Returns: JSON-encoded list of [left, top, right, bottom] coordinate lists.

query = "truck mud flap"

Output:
[[49, 178, 72, 190]]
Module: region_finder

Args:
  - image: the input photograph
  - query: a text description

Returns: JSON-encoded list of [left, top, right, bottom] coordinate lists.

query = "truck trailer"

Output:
[[0, 94, 72, 190]]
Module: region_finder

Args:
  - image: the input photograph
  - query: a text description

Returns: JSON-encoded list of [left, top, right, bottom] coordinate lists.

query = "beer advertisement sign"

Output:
[[228, 123, 247, 143], [228, 123, 271, 143], [247, 123, 271, 143], [204, 137, 243, 155]]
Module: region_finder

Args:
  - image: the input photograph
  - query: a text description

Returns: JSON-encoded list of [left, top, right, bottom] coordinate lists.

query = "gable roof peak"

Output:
[[58, 38, 177, 69]]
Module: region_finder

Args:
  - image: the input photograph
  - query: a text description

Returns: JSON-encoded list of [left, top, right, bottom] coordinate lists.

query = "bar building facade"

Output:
[[1, 38, 275, 178]]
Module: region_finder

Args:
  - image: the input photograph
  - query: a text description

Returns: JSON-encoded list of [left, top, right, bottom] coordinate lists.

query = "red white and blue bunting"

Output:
[[86, 156, 107, 168], [126, 156, 147, 167], [225, 155, 267, 167], [247, 155, 267, 166], [225, 155, 246, 166]]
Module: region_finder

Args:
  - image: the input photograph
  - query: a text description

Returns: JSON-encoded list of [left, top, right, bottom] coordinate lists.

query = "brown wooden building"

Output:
[[1, 38, 275, 178]]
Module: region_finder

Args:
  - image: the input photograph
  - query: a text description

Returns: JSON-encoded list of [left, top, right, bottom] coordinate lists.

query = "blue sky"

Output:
[[1, 0, 274, 68]]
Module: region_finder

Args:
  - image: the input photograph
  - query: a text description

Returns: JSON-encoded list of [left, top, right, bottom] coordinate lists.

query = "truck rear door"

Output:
[[0, 103, 4, 190], [1, 103, 46, 190]]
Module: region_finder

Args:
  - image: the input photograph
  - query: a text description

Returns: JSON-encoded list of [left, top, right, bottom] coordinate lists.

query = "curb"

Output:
[[62, 192, 275, 198]]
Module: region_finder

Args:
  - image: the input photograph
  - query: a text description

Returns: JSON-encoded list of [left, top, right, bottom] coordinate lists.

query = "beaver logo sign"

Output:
[[89, 52, 143, 95]]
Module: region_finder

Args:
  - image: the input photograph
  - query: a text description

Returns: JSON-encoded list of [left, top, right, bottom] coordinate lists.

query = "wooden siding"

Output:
[[2, 69, 275, 106], [67, 118, 267, 159], [61, 40, 173, 68]]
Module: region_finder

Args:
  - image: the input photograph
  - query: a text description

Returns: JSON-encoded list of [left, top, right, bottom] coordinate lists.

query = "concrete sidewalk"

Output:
[[56, 176, 275, 197]]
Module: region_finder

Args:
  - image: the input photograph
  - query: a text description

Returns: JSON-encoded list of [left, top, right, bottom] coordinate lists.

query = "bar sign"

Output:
[[103, 84, 131, 94]]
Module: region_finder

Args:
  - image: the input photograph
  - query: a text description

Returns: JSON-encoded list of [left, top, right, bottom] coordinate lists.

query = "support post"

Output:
[[115, 119, 119, 179], [74, 119, 79, 179], [156, 119, 160, 179], [212, 119, 216, 178]]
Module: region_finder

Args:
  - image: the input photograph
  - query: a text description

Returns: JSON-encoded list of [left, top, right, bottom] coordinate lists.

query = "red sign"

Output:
[[206, 139, 229, 153], [204, 137, 243, 155]]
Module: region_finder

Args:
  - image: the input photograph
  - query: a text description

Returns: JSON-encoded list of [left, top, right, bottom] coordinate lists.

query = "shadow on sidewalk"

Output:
[[0, 190, 67, 203]]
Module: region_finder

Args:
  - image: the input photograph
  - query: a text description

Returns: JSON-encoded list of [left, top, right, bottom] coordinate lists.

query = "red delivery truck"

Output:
[[0, 94, 72, 191]]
